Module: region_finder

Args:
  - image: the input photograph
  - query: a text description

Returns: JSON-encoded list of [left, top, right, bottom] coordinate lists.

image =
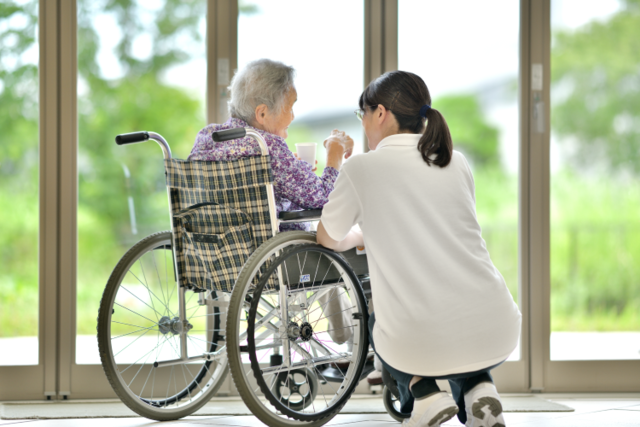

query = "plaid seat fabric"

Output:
[[165, 156, 274, 292]]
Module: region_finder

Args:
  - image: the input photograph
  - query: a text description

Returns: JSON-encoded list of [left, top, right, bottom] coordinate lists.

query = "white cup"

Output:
[[295, 143, 317, 166]]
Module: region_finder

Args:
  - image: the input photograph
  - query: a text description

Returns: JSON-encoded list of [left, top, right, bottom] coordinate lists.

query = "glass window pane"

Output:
[[550, 0, 640, 360], [0, 0, 39, 366], [237, 0, 365, 169], [76, 0, 206, 364], [399, 0, 521, 360]]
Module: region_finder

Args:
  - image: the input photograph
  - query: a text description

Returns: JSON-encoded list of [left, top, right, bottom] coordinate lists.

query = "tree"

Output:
[[552, 0, 640, 175], [0, 0, 209, 335], [436, 94, 500, 168], [0, 1, 38, 188]]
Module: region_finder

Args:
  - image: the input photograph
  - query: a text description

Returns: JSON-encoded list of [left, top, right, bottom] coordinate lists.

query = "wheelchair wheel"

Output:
[[97, 231, 229, 421], [381, 366, 410, 422], [227, 231, 369, 426], [383, 386, 410, 422], [270, 368, 319, 411]]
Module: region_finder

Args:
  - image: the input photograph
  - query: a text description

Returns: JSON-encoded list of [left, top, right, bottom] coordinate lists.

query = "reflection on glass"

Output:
[[76, 0, 206, 364], [0, 0, 39, 366], [399, 0, 520, 360], [550, 0, 640, 360], [238, 0, 364, 172]]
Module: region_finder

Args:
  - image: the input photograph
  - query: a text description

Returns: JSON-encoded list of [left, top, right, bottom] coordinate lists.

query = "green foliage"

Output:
[[0, 191, 38, 336], [239, 0, 260, 15], [0, 0, 206, 337], [0, 1, 40, 337], [0, 1, 38, 185], [548, 0, 640, 330], [552, 1, 640, 174], [74, 0, 206, 336], [435, 94, 500, 167], [473, 169, 519, 300], [550, 171, 640, 331], [78, 0, 206, 82]]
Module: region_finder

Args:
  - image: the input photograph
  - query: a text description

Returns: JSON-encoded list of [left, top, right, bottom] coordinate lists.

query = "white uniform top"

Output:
[[320, 133, 521, 376]]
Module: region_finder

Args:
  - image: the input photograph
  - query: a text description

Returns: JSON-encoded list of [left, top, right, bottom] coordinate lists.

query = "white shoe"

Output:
[[401, 391, 458, 427], [464, 382, 505, 427]]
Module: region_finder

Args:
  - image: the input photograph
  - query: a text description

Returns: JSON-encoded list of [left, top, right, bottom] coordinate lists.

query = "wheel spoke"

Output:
[[112, 326, 157, 340], [128, 268, 175, 318], [138, 256, 162, 322], [99, 234, 227, 417], [113, 301, 158, 326], [150, 247, 168, 315], [231, 241, 367, 422], [118, 285, 166, 321]]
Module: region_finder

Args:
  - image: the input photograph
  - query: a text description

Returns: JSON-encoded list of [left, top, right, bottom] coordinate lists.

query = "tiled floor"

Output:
[[1, 395, 640, 427]]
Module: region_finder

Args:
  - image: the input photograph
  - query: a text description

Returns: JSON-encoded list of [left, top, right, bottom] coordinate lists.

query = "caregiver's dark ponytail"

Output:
[[359, 71, 453, 167], [419, 106, 452, 167]]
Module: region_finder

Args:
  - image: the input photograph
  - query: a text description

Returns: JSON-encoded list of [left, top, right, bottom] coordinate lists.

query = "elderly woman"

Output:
[[189, 59, 355, 345], [189, 58, 353, 231]]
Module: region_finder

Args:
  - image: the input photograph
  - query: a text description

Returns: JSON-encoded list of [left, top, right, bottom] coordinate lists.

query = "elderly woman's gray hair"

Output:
[[228, 59, 296, 123]]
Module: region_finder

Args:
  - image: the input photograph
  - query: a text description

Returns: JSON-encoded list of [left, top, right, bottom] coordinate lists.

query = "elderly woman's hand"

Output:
[[324, 129, 354, 159], [293, 152, 318, 171]]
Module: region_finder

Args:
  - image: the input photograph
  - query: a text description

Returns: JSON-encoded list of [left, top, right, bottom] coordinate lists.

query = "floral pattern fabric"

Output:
[[189, 117, 339, 230]]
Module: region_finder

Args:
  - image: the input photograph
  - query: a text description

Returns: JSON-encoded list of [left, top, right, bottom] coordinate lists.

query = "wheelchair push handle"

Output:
[[212, 127, 246, 142], [214, 127, 269, 157], [115, 131, 172, 160], [115, 131, 150, 145]]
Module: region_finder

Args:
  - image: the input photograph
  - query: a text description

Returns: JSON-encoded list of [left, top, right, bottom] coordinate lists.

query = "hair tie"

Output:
[[419, 104, 431, 118]]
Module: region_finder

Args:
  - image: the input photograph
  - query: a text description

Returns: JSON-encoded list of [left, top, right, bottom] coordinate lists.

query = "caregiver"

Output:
[[317, 70, 521, 427]]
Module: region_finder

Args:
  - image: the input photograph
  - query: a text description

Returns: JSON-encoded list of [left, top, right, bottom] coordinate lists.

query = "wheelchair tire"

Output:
[[383, 386, 410, 422], [97, 231, 229, 421], [226, 231, 369, 426]]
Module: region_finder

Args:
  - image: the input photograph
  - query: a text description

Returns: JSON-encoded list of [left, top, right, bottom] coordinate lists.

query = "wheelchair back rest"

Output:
[[164, 156, 274, 292]]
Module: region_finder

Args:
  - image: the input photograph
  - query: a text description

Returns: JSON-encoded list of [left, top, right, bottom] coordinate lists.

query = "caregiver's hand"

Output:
[[324, 129, 354, 169]]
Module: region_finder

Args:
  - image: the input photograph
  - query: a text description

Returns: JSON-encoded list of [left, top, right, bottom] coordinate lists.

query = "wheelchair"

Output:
[[96, 127, 377, 426]]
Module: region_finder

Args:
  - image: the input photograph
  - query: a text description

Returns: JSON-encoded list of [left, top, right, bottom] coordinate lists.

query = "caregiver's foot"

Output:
[[402, 391, 458, 427], [464, 382, 505, 427]]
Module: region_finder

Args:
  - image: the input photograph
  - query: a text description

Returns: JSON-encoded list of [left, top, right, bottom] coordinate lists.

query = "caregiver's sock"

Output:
[[410, 378, 441, 400]]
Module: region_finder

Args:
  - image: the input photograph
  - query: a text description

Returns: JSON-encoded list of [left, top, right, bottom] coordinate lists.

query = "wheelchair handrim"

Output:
[[230, 238, 368, 423]]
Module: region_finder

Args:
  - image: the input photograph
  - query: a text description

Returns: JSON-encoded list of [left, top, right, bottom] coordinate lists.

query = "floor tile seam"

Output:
[[549, 409, 618, 418], [499, 410, 608, 422], [546, 398, 640, 406], [551, 400, 640, 411], [610, 402, 640, 410], [526, 407, 640, 422], [0, 422, 38, 426]]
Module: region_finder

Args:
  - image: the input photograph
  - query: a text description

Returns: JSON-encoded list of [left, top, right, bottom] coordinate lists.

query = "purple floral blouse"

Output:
[[189, 117, 339, 231]]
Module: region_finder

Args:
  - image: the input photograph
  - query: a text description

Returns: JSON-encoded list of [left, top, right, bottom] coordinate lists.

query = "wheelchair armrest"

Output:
[[278, 209, 323, 222]]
